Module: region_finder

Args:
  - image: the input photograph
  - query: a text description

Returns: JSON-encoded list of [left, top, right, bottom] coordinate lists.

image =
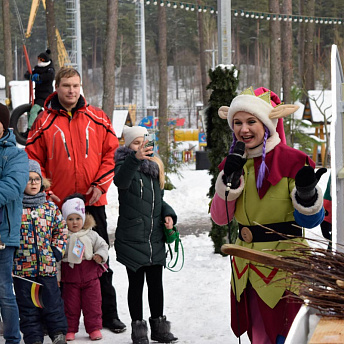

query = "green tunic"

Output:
[[233, 159, 306, 308]]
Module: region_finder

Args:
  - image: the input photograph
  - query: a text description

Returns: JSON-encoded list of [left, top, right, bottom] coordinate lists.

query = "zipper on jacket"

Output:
[[140, 179, 143, 199], [56, 125, 71, 160], [85, 122, 90, 158], [32, 210, 40, 274], [149, 178, 154, 264], [4, 205, 10, 237]]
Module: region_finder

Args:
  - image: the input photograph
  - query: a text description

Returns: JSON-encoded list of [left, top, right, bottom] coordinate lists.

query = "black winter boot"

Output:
[[149, 316, 178, 343], [51, 333, 67, 344], [131, 320, 150, 344]]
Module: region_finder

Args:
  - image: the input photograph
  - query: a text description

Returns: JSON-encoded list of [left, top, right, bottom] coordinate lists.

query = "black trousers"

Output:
[[126, 265, 164, 321], [14, 275, 67, 344], [85, 205, 119, 322]]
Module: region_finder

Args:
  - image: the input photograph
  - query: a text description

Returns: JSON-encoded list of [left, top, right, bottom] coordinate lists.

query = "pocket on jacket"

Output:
[[116, 216, 145, 243]]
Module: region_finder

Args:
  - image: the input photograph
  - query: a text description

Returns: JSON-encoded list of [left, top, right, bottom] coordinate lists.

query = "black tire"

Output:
[[9, 103, 32, 146]]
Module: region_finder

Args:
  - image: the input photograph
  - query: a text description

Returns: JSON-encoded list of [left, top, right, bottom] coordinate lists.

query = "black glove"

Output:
[[222, 154, 247, 189], [320, 220, 332, 241], [295, 166, 326, 206]]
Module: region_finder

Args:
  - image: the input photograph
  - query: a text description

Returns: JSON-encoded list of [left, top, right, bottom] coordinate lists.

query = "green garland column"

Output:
[[206, 65, 240, 254]]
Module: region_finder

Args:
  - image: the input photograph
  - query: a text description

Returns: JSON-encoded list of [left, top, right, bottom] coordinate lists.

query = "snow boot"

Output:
[[149, 316, 178, 343], [131, 320, 150, 344], [51, 332, 67, 344]]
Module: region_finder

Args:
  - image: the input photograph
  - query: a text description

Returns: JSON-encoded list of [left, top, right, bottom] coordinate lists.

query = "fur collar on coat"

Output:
[[115, 146, 159, 179]]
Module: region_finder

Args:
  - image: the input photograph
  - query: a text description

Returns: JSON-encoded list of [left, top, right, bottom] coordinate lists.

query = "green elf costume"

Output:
[[211, 87, 326, 344]]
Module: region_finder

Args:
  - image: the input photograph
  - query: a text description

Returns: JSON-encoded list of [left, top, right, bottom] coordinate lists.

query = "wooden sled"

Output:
[[308, 317, 344, 344]]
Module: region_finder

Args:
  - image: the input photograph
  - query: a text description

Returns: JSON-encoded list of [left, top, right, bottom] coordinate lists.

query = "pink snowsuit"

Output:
[[61, 259, 104, 334]]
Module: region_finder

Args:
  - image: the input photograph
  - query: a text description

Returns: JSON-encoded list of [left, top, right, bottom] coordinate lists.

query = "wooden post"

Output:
[[330, 44, 344, 251]]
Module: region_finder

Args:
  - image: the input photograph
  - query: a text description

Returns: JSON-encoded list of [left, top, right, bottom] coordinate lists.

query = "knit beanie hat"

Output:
[[218, 86, 299, 138], [0, 103, 10, 131], [123, 125, 148, 147], [38, 49, 51, 62], [62, 197, 86, 225], [29, 159, 43, 181]]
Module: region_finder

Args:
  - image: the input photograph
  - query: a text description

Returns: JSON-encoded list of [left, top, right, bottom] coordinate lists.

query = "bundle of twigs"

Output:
[[222, 223, 344, 317]]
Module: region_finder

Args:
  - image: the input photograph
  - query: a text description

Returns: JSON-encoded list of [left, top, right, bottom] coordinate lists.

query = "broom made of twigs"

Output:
[[221, 222, 344, 317]]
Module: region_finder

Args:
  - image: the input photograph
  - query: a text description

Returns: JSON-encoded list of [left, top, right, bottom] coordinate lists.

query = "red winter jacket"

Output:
[[25, 92, 119, 208]]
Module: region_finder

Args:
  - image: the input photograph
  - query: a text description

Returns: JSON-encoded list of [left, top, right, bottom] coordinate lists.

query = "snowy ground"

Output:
[[1, 163, 330, 344]]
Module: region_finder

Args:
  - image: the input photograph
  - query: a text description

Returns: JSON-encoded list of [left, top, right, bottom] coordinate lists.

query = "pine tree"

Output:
[[206, 65, 239, 254]]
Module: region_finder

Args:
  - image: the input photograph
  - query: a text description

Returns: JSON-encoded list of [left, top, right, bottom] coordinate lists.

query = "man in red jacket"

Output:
[[25, 67, 126, 333]]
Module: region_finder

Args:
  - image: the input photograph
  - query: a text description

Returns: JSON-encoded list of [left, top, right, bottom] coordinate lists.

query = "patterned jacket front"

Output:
[[13, 201, 68, 277]]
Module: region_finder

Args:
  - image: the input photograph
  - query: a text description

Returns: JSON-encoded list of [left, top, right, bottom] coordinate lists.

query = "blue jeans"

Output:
[[0, 247, 21, 344]]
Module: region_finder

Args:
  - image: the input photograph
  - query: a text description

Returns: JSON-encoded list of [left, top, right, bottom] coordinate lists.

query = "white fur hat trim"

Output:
[[227, 95, 277, 135]]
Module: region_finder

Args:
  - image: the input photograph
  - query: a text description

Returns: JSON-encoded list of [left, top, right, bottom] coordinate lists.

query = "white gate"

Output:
[[331, 44, 344, 251]]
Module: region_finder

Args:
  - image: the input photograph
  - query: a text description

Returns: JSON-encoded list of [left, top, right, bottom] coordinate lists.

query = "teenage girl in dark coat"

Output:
[[114, 125, 178, 344]]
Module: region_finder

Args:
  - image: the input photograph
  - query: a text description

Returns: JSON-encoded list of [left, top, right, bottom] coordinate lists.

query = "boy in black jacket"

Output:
[[24, 49, 55, 131]]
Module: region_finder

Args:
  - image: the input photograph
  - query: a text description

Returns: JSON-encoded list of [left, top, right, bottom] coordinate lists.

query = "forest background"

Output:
[[0, 0, 343, 172], [0, 0, 343, 121]]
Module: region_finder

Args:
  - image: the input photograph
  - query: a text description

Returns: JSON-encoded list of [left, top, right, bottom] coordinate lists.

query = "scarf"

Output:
[[67, 229, 94, 268], [22, 192, 46, 208]]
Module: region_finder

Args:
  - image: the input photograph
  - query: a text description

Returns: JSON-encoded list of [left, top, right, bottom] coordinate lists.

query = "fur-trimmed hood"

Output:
[[115, 146, 159, 179], [84, 213, 96, 230]]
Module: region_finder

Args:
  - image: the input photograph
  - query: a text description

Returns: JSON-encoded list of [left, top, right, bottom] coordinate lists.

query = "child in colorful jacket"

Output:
[[60, 194, 109, 341], [13, 159, 68, 344], [211, 87, 326, 344]]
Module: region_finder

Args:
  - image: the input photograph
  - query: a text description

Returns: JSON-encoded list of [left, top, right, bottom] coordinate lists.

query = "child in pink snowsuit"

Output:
[[60, 194, 109, 341]]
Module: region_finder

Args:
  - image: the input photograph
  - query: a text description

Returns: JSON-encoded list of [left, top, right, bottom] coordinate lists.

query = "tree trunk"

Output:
[[2, 0, 13, 99], [158, 5, 168, 164], [269, 0, 282, 97], [102, 0, 118, 120], [45, 0, 59, 73], [298, 0, 305, 92], [281, 0, 292, 104], [281, 0, 293, 146], [197, 0, 208, 107], [303, 0, 315, 93]]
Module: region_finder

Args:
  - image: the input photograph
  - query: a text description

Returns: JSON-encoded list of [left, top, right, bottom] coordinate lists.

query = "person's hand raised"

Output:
[[135, 140, 153, 161]]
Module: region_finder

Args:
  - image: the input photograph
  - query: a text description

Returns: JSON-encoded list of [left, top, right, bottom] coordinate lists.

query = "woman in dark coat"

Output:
[[114, 125, 178, 344]]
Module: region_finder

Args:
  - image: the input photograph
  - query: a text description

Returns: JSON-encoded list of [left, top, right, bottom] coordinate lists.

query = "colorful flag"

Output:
[[13, 275, 44, 308], [31, 282, 44, 308]]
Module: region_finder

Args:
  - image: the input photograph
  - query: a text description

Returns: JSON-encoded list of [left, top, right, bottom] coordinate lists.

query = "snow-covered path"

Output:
[[1, 164, 330, 343]]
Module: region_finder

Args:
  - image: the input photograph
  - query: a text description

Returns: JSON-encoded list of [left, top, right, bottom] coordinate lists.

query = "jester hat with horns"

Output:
[[218, 86, 299, 139]]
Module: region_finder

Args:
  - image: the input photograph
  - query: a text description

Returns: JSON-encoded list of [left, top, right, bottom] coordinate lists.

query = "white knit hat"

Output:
[[62, 197, 86, 224], [122, 125, 148, 147]]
